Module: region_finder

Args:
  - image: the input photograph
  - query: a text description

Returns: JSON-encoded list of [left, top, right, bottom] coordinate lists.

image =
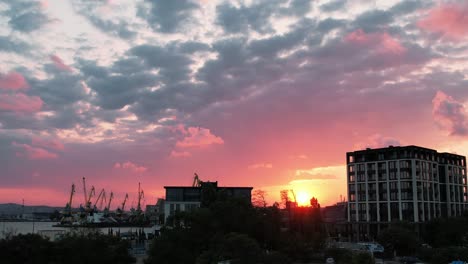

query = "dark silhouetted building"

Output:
[[164, 181, 252, 222]]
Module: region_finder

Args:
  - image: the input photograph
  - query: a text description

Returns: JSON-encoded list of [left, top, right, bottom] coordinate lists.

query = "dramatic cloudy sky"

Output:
[[1, 0, 468, 207]]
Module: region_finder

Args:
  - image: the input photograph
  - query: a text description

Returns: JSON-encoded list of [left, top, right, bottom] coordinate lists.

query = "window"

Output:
[[349, 165, 355, 173], [401, 171, 411, 179], [400, 160, 410, 169], [378, 162, 387, 170]]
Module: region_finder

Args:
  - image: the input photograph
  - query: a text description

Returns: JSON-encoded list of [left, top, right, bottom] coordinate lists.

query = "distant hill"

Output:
[[0, 203, 64, 216]]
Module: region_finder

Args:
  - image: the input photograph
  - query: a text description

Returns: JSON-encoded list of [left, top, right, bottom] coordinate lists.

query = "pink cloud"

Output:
[[418, 3, 468, 40], [176, 127, 224, 148], [12, 142, 58, 160], [50, 55, 73, 72], [0, 72, 29, 90], [354, 134, 401, 150], [432, 91, 468, 136], [32, 137, 65, 151], [114, 161, 148, 173], [170, 150, 192, 158], [345, 29, 406, 54], [0, 93, 43, 112]]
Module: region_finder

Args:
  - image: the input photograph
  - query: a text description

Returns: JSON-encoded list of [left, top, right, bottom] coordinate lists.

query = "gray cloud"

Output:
[[390, 0, 431, 16], [71, 0, 137, 39], [1, 0, 50, 33], [353, 10, 394, 32], [317, 18, 347, 32], [216, 1, 279, 34], [138, 0, 199, 33], [130, 44, 193, 83], [320, 0, 347, 12], [29, 72, 86, 109], [0, 36, 31, 54], [9, 12, 49, 33], [87, 72, 158, 110]]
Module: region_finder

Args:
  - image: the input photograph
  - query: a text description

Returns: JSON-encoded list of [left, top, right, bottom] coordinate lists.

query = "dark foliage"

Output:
[[377, 225, 419, 257], [146, 194, 326, 263], [0, 233, 135, 264], [324, 248, 373, 264]]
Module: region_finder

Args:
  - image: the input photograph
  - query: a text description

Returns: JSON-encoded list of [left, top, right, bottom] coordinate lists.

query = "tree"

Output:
[[422, 215, 468, 247], [280, 189, 290, 209], [377, 226, 419, 257], [0, 233, 135, 264], [196, 233, 262, 264], [252, 189, 267, 207]]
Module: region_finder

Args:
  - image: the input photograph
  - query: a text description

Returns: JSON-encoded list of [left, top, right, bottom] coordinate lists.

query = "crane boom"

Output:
[[290, 189, 297, 204], [121, 193, 128, 212], [94, 188, 105, 208], [99, 191, 107, 211], [106, 192, 113, 211]]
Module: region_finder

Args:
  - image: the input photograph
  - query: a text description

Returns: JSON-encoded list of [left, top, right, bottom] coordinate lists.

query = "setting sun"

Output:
[[296, 191, 311, 206]]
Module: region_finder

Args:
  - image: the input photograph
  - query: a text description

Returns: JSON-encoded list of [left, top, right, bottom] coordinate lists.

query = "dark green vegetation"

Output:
[[373, 213, 468, 264], [0, 233, 135, 264], [146, 187, 331, 264], [323, 248, 373, 264]]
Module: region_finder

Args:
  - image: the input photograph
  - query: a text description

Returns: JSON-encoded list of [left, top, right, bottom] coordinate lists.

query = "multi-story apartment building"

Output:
[[347, 145, 467, 239]]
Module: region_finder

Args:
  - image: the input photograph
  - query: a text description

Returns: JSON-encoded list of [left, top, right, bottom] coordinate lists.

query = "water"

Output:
[[0, 221, 158, 239]]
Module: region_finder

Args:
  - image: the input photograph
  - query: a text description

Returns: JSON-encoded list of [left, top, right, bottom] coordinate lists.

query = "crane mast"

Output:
[[121, 193, 128, 212], [105, 191, 113, 212], [82, 177, 87, 207], [86, 186, 95, 209], [66, 184, 75, 214], [137, 182, 144, 213]]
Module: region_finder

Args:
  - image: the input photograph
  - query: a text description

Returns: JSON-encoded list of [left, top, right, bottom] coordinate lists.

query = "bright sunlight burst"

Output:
[[296, 191, 310, 206]]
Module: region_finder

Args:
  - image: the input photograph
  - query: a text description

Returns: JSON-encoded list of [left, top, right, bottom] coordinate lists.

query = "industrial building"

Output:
[[164, 180, 253, 222], [347, 145, 467, 239]]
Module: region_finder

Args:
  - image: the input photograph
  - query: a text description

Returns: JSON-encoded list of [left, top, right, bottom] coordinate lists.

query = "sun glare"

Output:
[[296, 191, 310, 206]]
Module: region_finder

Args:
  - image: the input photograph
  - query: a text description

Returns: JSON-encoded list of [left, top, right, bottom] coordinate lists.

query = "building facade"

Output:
[[164, 182, 253, 222], [347, 146, 467, 238]]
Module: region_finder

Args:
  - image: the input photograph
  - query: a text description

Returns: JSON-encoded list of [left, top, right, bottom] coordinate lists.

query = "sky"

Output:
[[0, 0, 468, 208]]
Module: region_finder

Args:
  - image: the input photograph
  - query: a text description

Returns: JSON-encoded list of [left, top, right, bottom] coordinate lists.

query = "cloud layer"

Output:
[[1, 0, 468, 206]]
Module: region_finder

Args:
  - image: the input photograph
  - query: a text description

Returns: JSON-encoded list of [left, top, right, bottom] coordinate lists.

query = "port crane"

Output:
[[105, 191, 113, 212], [82, 177, 95, 211], [86, 186, 95, 210], [94, 188, 106, 211], [121, 193, 128, 211], [136, 182, 144, 213], [290, 189, 298, 206], [193, 173, 202, 187], [116, 193, 128, 214], [65, 183, 75, 215]]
